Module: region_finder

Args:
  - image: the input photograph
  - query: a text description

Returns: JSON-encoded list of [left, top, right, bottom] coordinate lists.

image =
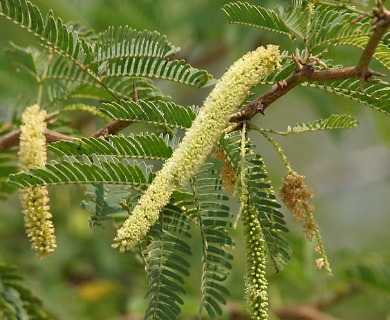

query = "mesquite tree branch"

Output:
[[0, 83, 140, 152], [0, 129, 73, 152], [1, 3, 389, 151], [231, 2, 390, 122]]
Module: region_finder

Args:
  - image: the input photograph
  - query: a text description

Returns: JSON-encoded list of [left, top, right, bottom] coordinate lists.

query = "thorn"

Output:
[[102, 127, 110, 141], [350, 13, 369, 24], [257, 104, 266, 115], [291, 54, 304, 71], [359, 69, 387, 90], [276, 80, 288, 93], [358, 74, 368, 91], [132, 82, 138, 102], [370, 70, 387, 77]]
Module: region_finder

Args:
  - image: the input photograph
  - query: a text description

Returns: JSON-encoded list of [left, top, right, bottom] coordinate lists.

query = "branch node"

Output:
[[229, 100, 266, 123], [276, 80, 288, 94]]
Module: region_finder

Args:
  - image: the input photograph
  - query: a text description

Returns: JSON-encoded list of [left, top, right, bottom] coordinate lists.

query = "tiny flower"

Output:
[[212, 148, 237, 192], [315, 258, 325, 271], [19, 105, 56, 258], [113, 46, 281, 251]]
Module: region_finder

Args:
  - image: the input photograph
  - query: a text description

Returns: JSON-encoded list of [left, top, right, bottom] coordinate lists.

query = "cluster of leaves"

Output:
[[224, 0, 390, 115], [0, 264, 52, 319], [0, 0, 389, 319]]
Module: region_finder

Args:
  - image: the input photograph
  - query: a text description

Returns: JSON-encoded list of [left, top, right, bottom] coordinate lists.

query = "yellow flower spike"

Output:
[[19, 105, 56, 259], [113, 45, 281, 252]]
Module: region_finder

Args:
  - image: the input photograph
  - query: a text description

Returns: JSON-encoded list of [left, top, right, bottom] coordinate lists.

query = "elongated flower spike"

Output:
[[113, 45, 281, 252], [239, 124, 269, 320], [19, 105, 56, 259]]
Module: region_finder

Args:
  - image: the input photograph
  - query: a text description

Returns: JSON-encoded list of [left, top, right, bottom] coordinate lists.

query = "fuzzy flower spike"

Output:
[[113, 45, 281, 252], [19, 104, 56, 259]]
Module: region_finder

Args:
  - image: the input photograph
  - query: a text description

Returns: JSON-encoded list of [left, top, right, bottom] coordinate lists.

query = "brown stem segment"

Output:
[[0, 129, 73, 152], [356, 6, 390, 88], [91, 120, 133, 138]]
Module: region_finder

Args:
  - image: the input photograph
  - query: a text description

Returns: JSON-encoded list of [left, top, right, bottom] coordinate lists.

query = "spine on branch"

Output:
[[113, 45, 281, 252]]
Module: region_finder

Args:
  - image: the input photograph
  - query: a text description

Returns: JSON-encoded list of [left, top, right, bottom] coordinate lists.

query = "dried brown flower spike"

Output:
[[280, 171, 331, 274], [212, 148, 237, 192], [280, 171, 314, 235]]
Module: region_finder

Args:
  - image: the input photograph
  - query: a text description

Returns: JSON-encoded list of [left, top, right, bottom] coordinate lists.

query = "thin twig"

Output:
[[355, 5, 390, 89], [91, 82, 139, 138], [0, 129, 73, 152], [91, 120, 133, 138]]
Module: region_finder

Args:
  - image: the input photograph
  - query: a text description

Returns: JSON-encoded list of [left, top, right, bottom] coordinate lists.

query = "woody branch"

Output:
[[230, 1, 390, 122], [0, 3, 389, 152]]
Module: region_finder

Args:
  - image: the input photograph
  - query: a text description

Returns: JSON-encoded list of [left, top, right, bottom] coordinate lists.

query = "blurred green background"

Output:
[[0, 0, 390, 319]]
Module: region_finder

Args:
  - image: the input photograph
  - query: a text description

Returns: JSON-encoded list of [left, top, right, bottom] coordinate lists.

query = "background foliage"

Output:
[[0, 0, 389, 319]]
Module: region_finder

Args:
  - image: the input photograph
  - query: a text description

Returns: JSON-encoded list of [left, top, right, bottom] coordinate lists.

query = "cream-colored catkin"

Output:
[[19, 104, 56, 259], [113, 45, 281, 252]]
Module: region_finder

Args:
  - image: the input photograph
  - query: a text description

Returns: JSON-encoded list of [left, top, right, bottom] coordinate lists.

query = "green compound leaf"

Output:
[[343, 253, 390, 295], [0, 0, 214, 95], [143, 203, 192, 320], [81, 183, 131, 229], [7, 156, 153, 189], [304, 79, 390, 116], [219, 132, 290, 272], [0, 0, 92, 65], [304, 5, 371, 52], [223, 1, 383, 60], [0, 264, 52, 320], [49, 133, 179, 161], [321, 34, 390, 71], [92, 26, 179, 64], [264, 114, 359, 135], [222, 2, 290, 37], [101, 100, 198, 129], [180, 163, 233, 320]]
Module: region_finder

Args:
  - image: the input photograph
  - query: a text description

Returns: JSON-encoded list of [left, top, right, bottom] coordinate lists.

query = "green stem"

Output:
[[306, 208, 332, 275], [311, 0, 366, 15], [258, 130, 293, 174], [37, 52, 53, 106]]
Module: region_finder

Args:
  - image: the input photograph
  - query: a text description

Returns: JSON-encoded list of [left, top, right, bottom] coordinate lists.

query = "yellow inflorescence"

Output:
[[19, 105, 56, 259], [113, 45, 281, 252]]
